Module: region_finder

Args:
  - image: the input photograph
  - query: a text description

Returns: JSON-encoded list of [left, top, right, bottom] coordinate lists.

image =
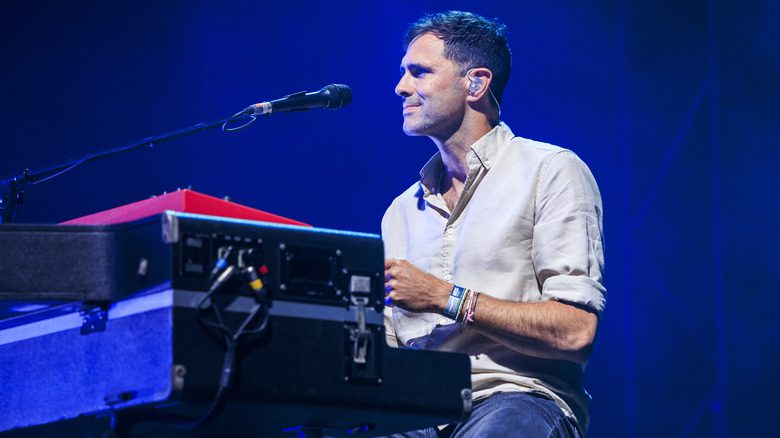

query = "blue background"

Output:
[[2, 1, 778, 436]]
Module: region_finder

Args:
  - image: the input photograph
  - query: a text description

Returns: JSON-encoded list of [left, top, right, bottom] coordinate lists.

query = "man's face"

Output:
[[395, 33, 468, 139]]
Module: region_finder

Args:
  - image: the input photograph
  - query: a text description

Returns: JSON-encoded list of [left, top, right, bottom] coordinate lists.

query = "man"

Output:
[[382, 11, 606, 437]]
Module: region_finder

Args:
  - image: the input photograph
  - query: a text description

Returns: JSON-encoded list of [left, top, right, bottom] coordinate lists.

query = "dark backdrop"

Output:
[[2, 1, 778, 436]]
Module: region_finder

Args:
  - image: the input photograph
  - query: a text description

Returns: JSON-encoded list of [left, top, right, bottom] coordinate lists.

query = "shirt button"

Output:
[[444, 274, 452, 281]]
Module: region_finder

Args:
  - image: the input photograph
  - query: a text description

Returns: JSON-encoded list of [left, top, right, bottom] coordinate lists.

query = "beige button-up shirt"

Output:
[[382, 122, 605, 430]]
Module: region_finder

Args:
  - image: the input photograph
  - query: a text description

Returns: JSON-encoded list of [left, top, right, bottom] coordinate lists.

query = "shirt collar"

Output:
[[418, 122, 514, 195]]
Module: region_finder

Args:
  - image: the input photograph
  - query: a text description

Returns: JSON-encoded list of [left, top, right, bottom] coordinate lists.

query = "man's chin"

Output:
[[402, 122, 428, 137]]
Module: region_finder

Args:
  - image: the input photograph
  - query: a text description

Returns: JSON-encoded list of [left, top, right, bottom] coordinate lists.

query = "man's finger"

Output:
[[387, 265, 401, 278]]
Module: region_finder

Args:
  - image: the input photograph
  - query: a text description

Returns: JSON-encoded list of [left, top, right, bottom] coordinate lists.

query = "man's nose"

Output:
[[395, 73, 412, 97]]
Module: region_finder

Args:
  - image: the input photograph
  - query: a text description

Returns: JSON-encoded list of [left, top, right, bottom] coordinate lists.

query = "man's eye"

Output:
[[399, 66, 429, 78]]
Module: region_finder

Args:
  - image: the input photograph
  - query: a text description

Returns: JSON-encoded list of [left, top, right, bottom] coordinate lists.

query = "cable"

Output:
[[221, 108, 257, 132], [234, 266, 270, 338], [196, 266, 236, 338], [31, 161, 86, 185], [111, 260, 271, 433], [106, 248, 277, 435], [161, 338, 235, 430], [170, 261, 270, 429]]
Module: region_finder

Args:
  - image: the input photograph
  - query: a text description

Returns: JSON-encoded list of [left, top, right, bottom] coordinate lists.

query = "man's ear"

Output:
[[466, 68, 493, 99]]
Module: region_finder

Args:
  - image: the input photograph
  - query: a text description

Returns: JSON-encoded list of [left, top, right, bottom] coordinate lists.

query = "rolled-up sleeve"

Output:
[[532, 151, 606, 315]]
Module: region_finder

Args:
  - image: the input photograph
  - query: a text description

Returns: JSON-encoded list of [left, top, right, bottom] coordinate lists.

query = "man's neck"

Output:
[[431, 119, 495, 210], [433, 120, 495, 182]]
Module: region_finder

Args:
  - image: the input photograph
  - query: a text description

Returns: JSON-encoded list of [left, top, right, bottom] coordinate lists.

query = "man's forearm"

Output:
[[384, 258, 598, 363], [469, 295, 598, 364]]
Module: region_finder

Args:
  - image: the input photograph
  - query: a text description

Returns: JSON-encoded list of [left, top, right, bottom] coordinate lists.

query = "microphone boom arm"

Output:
[[0, 83, 352, 223], [0, 114, 237, 224]]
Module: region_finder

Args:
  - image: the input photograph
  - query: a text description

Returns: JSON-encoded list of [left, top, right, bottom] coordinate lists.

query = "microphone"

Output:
[[247, 84, 352, 116]]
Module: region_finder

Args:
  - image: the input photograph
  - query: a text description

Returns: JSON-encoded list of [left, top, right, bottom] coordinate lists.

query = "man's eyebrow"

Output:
[[400, 62, 432, 73]]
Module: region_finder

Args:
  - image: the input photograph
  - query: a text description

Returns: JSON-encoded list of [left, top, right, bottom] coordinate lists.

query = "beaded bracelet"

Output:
[[456, 289, 473, 323], [459, 290, 479, 330], [464, 291, 479, 325]]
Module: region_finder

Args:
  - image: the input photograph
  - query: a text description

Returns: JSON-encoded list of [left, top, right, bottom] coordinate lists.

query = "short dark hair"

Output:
[[403, 11, 511, 104]]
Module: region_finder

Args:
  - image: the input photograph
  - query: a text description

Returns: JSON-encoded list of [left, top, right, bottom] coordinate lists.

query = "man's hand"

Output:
[[384, 259, 452, 313]]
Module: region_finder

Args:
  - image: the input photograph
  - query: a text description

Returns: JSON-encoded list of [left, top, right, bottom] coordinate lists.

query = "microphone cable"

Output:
[[221, 107, 258, 133]]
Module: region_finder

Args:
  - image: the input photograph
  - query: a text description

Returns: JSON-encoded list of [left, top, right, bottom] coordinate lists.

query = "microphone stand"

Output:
[[0, 112, 254, 224]]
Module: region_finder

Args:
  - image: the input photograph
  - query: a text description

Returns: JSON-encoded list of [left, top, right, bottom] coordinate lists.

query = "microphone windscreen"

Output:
[[324, 84, 352, 109]]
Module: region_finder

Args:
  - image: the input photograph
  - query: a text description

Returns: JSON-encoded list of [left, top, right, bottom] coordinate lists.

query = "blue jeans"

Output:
[[387, 392, 581, 438]]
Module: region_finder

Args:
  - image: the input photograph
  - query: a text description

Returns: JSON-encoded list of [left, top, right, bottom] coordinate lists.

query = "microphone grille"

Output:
[[324, 84, 352, 109]]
